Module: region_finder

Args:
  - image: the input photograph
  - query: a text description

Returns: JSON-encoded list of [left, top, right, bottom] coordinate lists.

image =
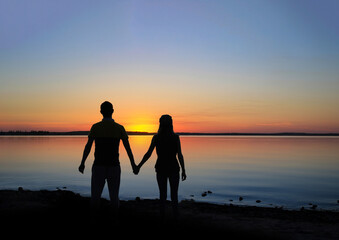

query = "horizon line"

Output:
[[1, 130, 339, 136]]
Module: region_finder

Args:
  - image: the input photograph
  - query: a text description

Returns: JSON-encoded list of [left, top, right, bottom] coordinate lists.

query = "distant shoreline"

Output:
[[1, 131, 339, 136]]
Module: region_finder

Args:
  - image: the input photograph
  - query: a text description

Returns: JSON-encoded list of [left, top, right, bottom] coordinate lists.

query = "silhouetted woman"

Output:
[[136, 115, 186, 220]]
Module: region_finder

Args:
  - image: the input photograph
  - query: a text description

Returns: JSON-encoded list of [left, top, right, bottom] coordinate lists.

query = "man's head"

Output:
[[100, 101, 114, 118]]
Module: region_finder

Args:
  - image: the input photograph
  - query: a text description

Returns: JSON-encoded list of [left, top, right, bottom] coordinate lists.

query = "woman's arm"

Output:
[[138, 135, 156, 170], [177, 136, 186, 181]]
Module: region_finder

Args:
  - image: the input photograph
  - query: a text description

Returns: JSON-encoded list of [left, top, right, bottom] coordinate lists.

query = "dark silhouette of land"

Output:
[[1, 130, 338, 136], [1, 189, 339, 239]]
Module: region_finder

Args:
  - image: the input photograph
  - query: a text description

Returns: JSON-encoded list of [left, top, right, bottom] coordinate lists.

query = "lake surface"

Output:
[[1, 135, 339, 211]]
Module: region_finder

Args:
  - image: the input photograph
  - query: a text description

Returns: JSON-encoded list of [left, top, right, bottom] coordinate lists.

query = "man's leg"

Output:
[[107, 165, 121, 222], [91, 165, 106, 210], [106, 165, 121, 210]]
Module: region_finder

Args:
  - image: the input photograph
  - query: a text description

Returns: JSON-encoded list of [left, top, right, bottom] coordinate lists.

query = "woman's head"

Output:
[[158, 114, 174, 135]]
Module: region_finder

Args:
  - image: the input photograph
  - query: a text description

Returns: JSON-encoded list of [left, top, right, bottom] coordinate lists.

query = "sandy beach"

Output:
[[1, 189, 339, 239]]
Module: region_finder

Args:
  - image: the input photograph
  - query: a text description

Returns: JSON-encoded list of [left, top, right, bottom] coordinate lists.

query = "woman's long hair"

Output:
[[157, 114, 174, 136]]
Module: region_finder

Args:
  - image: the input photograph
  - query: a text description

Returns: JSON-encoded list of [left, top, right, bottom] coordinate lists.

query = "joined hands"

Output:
[[133, 164, 140, 175]]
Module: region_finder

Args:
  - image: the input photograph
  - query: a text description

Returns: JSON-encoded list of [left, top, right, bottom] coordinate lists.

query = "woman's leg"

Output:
[[169, 172, 180, 219], [156, 172, 167, 220]]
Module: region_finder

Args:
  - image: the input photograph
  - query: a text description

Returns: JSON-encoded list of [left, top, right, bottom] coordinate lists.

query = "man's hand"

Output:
[[78, 164, 85, 174], [79, 137, 93, 174]]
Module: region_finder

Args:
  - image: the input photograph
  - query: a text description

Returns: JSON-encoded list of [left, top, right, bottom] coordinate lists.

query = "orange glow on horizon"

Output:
[[1, 105, 339, 133], [1, 117, 339, 134], [126, 123, 158, 133]]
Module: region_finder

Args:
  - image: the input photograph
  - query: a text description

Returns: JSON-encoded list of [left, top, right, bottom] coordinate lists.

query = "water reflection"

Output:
[[0, 136, 339, 210]]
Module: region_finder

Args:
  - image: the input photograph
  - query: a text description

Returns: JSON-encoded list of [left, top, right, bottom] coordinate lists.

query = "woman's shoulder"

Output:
[[171, 133, 180, 142], [153, 133, 179, 139], [152, 133, 178, 140], [152, 134, 159, 141]]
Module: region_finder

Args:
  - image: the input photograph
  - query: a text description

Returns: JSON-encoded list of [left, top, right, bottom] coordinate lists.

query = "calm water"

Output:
[[1, 136, 339, 211]]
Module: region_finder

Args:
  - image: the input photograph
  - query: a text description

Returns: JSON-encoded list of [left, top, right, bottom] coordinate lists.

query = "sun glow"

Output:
[[126, 124, 157, 133]]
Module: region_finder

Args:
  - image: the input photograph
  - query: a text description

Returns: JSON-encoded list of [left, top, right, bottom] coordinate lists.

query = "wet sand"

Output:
[[1, 189, 339, 239]]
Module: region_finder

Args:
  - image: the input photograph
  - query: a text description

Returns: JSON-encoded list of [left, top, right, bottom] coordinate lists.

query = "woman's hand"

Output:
[[78, 163, 85, 174], [181, 170, 187, 181]]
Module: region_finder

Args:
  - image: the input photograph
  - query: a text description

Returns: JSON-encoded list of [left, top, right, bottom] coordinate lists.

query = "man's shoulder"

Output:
[[89, 120, 127, 138], [91, 121, 102, 129], [92, 120, 123, 128], [112, 121, 125, 131]]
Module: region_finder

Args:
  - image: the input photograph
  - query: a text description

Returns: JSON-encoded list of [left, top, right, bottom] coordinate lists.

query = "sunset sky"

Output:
[[1, 0, 339, 133]]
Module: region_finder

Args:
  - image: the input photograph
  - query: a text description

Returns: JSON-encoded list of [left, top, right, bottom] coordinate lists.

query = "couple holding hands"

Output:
[[78, 101, 186, 220]]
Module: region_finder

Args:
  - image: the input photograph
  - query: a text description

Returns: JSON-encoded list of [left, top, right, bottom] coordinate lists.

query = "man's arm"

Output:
[[78, 137, 94, 174], [122, 138, 137, 174]]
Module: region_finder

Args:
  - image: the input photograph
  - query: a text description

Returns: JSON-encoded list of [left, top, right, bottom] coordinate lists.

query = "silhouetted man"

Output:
[[78, 101, 137, 217]]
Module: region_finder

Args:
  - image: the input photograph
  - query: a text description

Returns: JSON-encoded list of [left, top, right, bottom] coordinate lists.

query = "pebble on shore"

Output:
[[311, 205, 318, 210], [201, 191, 212, 197]]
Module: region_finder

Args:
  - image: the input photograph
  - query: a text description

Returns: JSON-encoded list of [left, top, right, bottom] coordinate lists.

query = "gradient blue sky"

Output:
[[1, 0, 339, 133]]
